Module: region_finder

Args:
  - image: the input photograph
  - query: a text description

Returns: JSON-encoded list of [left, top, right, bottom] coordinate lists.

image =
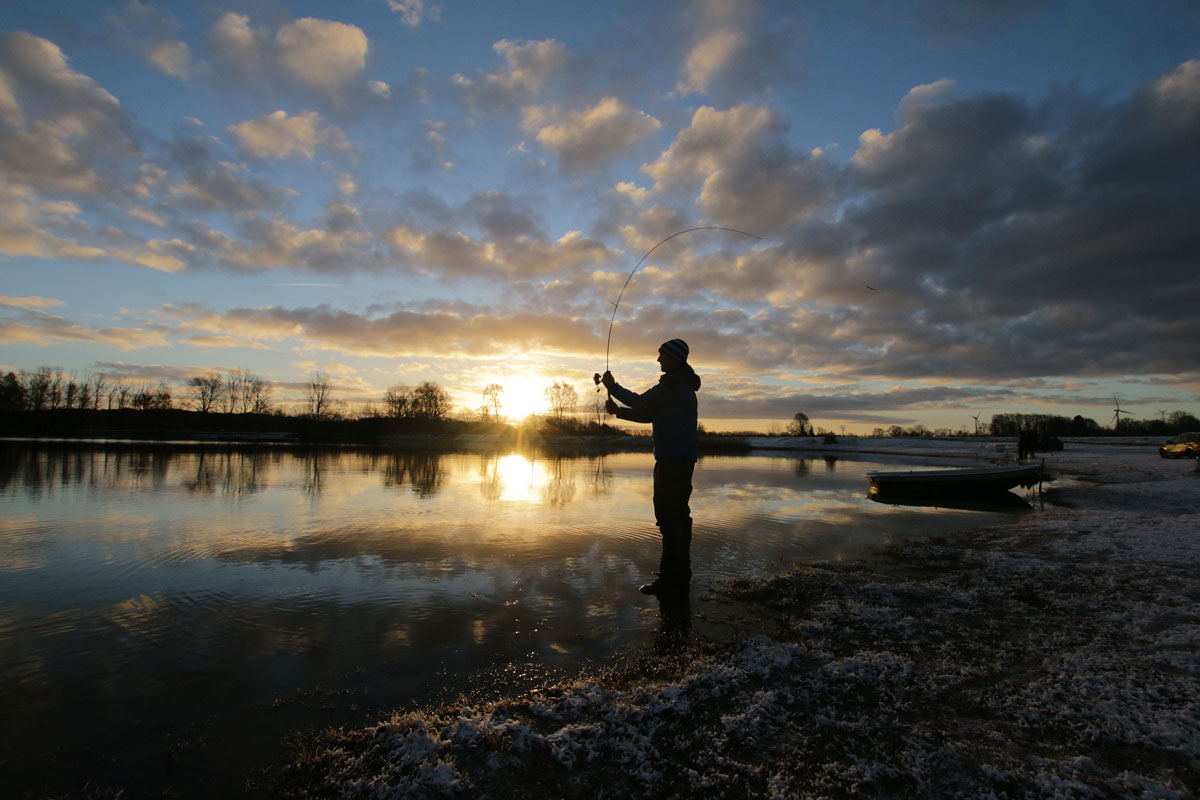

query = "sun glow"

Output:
[[488, 454, 539, 503], [482, 375, 549, 422]]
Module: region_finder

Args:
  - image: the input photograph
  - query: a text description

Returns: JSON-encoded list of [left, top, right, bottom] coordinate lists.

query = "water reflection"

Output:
[[0, 442, 1039, 798]]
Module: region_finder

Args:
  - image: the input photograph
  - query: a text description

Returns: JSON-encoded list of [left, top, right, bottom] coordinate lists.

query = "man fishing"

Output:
[[602, 338, 700, 595]]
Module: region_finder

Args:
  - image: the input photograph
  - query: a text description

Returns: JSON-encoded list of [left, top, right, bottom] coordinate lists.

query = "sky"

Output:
[[1, 0, 1198, 433]]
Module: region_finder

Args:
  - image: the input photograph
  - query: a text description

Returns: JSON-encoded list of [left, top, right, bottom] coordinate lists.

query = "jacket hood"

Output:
[[661, 362, 701, 391]]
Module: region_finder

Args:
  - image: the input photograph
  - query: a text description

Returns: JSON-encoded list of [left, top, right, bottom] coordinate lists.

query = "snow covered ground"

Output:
[[281, 438, 1199, 798]]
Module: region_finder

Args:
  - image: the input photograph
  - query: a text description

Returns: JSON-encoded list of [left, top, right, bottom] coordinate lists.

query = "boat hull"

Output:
[[865, 464, 1042, 496]]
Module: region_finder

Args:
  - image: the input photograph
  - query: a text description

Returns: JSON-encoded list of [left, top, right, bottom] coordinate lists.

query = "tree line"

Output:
[[987, 411, 1200, 438], [0, 366, 614, 437], [861, 411, 1199, 439], [0, 368, 170, 412]]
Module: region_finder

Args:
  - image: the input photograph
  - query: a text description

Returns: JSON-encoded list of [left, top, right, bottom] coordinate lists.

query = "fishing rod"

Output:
[[594, 226, 762, 393]]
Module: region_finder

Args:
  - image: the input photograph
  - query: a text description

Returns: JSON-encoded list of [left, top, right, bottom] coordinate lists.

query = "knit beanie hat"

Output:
[[659, 338, 689, 362]]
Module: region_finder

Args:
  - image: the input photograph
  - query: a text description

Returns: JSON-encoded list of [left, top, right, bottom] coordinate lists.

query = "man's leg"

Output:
[[645, 459, 695, 593]]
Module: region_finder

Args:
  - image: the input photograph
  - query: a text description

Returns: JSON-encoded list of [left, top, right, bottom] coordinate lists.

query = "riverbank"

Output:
[[276, 439, 1198, 798]]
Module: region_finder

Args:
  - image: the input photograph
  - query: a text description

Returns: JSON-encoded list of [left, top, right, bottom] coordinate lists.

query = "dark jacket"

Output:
[[609, 364, 700, 461]]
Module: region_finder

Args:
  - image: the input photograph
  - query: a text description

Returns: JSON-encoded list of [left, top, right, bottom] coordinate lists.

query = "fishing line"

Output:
[[603, 226, 762, 373]]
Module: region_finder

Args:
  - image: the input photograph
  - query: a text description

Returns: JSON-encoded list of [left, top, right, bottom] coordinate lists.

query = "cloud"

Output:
[[0, 309, 169, 350], [209, 211, 375, 273], [642, 104, 779, 189], [184, 334, 276, 350], [171, 302, 603, 360], [587, 60, 1200, 391], [640, 104, 839, 231], [146, 40, 194, 79], [673, 0, 802, 103], [107, 1, 196, 79], [387, 223, 613, 281], [206, 12, 265, 78], [0, 32, 137, 196], [677, 28, 746, 96], [229, 110, 350, 159], [387, 1, 443, 28], [164, 128, 288, 212], [521, 97, 661, 172], [0, 294, 65, 310], [206, 13, 371, 104], [0, 185, 108, 260], [454, 39, 569, 115], [276, 18, 369, 97]]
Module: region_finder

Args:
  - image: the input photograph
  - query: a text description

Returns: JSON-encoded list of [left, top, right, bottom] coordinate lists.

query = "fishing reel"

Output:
[[593, 372, 602, 392]]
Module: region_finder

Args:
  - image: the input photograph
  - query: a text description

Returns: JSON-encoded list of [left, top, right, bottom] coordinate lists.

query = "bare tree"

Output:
[[64, 373, 79, 409], [47, 370, 64, 410], [76, 373, 92, 410], [787, 412, 811, 436], [132, 382, 172, 411], [306, 371, 334, 419], [246, 374, 272, 414], [225, 368, 271, 413], [587, 393, 606, 425], [113, 383, 133, 410], [90, 373, 106, 410], [189, 373, 224, 413], [482, 383, 503, 422], [224, 370, 245, 413], [544, 381, 578, 422], [23, 368, 52, 411], [412, 381, 451, 421], [384, 384, 412, 418]]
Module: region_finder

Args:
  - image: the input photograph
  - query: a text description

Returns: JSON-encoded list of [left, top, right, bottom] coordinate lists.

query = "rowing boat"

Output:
[[865, 463, 1042, 496]]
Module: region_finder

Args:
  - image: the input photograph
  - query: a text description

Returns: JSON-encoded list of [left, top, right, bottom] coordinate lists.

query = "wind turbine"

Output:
[[970, 408, 985, 436], [1112, 395, 1129, 432]]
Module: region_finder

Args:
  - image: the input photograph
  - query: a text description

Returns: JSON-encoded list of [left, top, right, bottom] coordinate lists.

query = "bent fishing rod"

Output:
[[594, 226, 762, 394]]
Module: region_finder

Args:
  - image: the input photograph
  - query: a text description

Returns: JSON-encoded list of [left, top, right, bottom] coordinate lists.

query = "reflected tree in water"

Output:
[[478, 455, 504, 501], [540, 457, 576, 506], [589, 456, 614, 497], [384, 451, 446, 497], [303, 451, 324, 497]]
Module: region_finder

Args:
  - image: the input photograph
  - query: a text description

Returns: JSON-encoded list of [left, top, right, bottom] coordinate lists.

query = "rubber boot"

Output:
[[640, 523, 691, 595]]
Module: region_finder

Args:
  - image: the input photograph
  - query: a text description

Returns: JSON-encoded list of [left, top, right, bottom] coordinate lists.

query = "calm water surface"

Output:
[[0, 442, 1039, 797]]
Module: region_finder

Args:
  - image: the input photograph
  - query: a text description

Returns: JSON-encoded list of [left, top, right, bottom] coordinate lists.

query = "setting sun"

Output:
[[478, 375, 550, 422]]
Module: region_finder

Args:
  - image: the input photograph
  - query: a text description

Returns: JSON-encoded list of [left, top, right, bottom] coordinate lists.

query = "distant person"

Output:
[[1018, 429, 1036, 461], [603, 339, 700, 595]]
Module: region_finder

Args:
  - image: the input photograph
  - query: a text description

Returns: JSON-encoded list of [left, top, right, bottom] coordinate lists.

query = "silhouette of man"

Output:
[[602, 338, 700, 595]]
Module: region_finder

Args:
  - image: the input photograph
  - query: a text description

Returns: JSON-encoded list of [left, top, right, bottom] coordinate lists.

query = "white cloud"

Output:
[[207, 13, 265, 76], [0, 32, 135, 196], [146, 40, 193, 79], [387, 1, 442, 28], [0, 311, 169, 350], [641, 104, 776, 189], [0, 294, 65, 309], [0, 185, 108, 260], [276, 18, 369, 97], [677, 28, 746, 96], [455, 39, 569, 114], [229, 110, 350, 160], [522, 97, 660, 172]]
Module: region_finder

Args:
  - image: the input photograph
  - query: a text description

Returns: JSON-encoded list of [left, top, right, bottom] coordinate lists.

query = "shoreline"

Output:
[[276, 440, 1198, 798]]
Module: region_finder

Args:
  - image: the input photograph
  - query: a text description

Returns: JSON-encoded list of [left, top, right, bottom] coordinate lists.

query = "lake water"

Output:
[[0, 442, 1039, 797]]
